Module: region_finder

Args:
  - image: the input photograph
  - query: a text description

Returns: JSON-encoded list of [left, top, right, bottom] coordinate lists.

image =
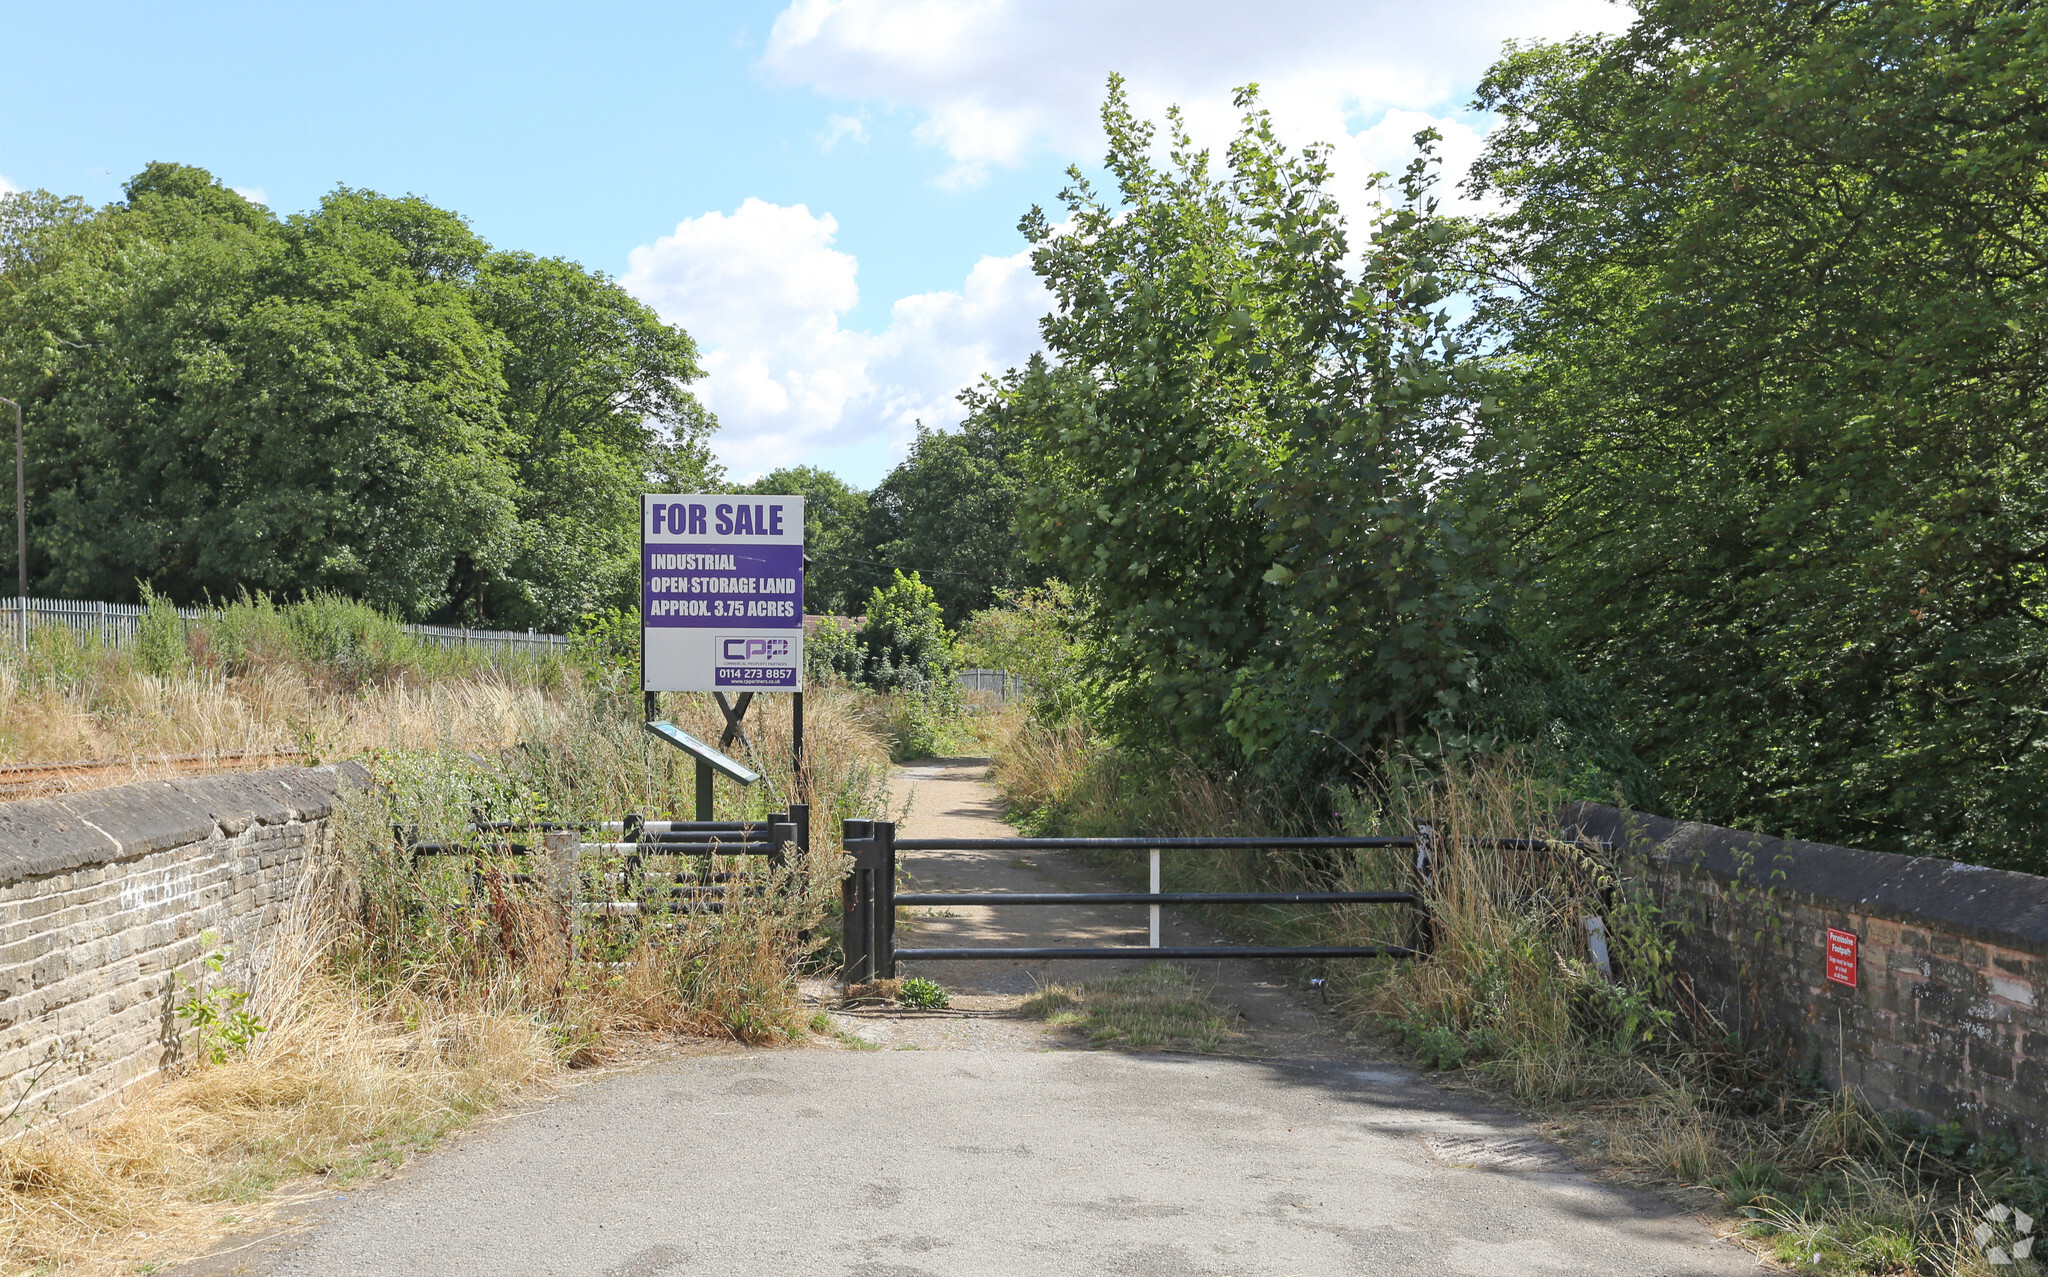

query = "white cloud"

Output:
[[0, 174, 15, 195], [819, 113, 870, 150], [622, 198, 1047, 480], [233, 185, 268, 205], [764, 0, 1629, 196], [639, 2, 1632, 482]]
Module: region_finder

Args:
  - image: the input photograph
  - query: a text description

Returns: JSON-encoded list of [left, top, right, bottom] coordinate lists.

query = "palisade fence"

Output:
[[956, 668, 1026, 701], [0, 596, 570, 658]]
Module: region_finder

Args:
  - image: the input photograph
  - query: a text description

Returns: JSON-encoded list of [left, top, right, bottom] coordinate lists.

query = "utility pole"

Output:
[[0, 397, 20, 650]]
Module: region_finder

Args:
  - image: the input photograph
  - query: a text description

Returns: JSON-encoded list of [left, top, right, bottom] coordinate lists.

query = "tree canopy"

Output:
[[1469, 0, 2048, 868], [0, 163, 718, 627], [1006, 81, 1518, 766]]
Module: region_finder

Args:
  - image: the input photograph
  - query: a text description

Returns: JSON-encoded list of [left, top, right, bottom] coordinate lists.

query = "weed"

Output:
[[173, 931, 267, 1065], [896, 977, 950, 1010]]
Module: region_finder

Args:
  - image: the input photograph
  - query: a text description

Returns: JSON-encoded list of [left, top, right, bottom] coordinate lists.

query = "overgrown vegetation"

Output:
[[1465, 0, 2048, 872], [0, 595, 894, 1274], [0, 594, 574, 773]]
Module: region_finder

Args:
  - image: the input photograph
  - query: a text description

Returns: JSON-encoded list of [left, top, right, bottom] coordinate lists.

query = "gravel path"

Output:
[[172, 758, 1755, 1276]]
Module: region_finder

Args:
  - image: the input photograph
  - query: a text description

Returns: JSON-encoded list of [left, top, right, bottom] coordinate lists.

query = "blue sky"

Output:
[[1, 0, 1623, 487]]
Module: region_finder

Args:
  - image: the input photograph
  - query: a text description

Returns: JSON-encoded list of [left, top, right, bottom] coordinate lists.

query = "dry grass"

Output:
[[0, 654, 568, 793], [0, 935, 556, 1276]]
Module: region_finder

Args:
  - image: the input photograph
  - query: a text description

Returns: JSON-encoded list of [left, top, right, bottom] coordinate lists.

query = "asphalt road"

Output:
[[177, 759, 1755, 1277]]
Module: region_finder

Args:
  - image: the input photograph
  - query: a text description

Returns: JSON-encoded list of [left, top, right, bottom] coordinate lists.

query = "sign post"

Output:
[[641, 495, 805, 818]]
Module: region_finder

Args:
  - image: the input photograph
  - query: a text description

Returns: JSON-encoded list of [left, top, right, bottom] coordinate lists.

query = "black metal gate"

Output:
[[840, 819, 1439, 983]]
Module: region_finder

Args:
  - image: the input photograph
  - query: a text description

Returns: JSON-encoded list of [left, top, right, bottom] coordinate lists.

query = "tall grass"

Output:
[[0, 594, 569, 780], [987, 727, 2048, 1276]]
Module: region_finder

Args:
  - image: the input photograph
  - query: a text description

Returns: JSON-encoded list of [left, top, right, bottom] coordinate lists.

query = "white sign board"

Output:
[[641, 494, 805, 692]]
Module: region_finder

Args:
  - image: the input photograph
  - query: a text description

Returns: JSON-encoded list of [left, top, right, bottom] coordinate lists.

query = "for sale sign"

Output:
[[1825, 927, 1859, 988], [641, 495, 804, 692]]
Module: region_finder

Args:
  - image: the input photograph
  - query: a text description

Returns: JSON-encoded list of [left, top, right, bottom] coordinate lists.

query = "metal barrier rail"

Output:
[[398, 805, 810, 922], [841, 820, 1443, 983]]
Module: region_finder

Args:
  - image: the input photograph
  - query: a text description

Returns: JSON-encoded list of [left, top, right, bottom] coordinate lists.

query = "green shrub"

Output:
[[896, 977, 950, 1010], [135, 586, 191, 678], [836, 572, 955, 694]]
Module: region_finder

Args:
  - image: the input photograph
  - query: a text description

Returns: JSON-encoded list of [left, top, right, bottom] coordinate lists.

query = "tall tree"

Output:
[[741, 465, 867, 615], [0, 164, 717, 627], [863, 417, 1042, 626], [472, 252, 719, 627], [1014, 81, 1511, 762], [1471, 0, 2048, 868]]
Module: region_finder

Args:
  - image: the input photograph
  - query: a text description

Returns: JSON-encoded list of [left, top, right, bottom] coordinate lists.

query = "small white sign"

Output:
[[641, 495, 805, 692]]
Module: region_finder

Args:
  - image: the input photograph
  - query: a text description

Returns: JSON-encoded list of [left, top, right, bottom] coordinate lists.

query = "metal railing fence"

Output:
[[841, 821, 1454, 982], [401, 805, 811, 923], [0, 595, 568, 657]]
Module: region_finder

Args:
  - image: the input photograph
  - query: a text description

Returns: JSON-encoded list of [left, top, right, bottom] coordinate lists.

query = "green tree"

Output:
[[829, 570, 955, 693], [1013, 81, 1513, 764], [0, 164, 717, 627], [472, 252, 720, 627], [4, 166, 519, 618], [1470, 0, 2048, 868], [742, 465, 867, 615], [864, 417, 1042, 626]]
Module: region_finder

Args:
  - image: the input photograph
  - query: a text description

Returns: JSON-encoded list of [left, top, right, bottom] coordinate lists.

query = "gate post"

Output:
[[841, 818, 874, 984], [542, 829, 579, 910], [768, 820, 797, 874], [873, 821, 897, 980], [1411, 825, 1438, 957], [789, 803, 810, 860]]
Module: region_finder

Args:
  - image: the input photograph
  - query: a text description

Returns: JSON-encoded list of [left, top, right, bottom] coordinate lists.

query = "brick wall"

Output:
[[0, 765, 366, 1125], [1562, 803, 2048, 1156]]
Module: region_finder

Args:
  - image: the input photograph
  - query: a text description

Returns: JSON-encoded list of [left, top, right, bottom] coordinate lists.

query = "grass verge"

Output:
[[1023, 964, 1243, 1053]]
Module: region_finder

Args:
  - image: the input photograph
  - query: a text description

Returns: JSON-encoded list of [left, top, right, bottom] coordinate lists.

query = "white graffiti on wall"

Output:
[[119, 867, 196, 912]]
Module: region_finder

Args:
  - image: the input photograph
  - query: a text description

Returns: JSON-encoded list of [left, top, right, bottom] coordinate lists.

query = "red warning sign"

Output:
[[1825, 928, 1858, 988]]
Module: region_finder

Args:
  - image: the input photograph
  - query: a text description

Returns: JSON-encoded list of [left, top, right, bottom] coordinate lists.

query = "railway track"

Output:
[[0, 750, 311, 799]]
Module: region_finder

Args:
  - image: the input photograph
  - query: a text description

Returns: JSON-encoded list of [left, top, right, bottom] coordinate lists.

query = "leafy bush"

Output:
[[896, 977, 950, 1010], [569, 604, 642, 689], [957, 581, 1092, 725], [804, 615, 860, 685], [848, 571, 954, 693], [134, 587, 190, 678]]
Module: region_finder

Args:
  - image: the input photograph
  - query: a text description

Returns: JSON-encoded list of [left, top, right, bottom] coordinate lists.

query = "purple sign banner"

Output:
[[641, 495, 805, 693], [643, 544, 805, 627]]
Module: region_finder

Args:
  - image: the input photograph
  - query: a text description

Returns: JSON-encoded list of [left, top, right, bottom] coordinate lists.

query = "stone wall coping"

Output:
[[1560, 801, 2048, 955], [0, 762, 370, 886]]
